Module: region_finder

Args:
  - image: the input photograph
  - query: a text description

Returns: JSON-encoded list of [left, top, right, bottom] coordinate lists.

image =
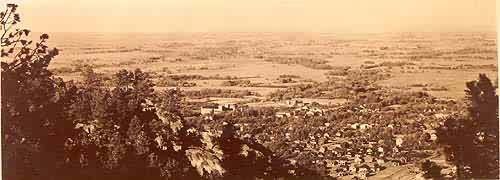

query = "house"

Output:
[[430, 134, 438, 141], [221, 103, 238, 111], [354, 157, 363, 164], [376, 158, 385, 165], [350, 123, 360, 129], [359, 124, 372, 130], [200, 105, 219, 115], [395, 135, 404, 147], [424, 129, 438, 141], [377, 147, 384, 153], [434, 113, 450, 119], [393, 147, 399, 153], [75, 123, 96, 134], [309, 107, 324, 115], [366, 149, 374, 155], [387, 160, 401, 166], [286, 99, 304, 107]]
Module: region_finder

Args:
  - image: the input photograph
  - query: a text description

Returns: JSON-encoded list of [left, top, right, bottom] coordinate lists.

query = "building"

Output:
[[359, 124, 372, 130], [424, 129, 438, 141], [430, 134, 438, 141], [395, 135, 404, 147], [286, 99, 305, 107], [75, 123, 96, 134], [200, 103, 238, 115], [200, 104, 219, 115]]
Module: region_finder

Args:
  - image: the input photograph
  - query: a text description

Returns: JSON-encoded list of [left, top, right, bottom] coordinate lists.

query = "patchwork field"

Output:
[[47, 32, 497, 100]]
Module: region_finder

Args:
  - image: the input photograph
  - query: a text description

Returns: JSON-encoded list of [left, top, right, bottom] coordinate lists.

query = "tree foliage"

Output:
[[1, 4, 321, 180], [2, 3, 67, 180], [437, 74, 499, 179]]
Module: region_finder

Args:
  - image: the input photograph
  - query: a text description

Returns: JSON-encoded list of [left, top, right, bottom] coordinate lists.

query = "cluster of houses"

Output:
[[198, 99, 328, 119], [195, 98, 442, 178], [276, 120, 435, 179], [284, 136, 406, 178], [276, 99, 326, 118]]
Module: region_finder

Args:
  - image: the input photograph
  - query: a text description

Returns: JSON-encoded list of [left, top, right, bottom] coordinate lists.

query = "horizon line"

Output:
[[33, 30, 498, 35]]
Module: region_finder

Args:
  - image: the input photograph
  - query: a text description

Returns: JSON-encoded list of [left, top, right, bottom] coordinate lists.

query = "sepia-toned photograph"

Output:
[[1, 0, 498, 179]]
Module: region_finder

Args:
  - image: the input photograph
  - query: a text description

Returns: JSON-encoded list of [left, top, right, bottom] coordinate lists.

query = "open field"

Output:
[[47, 32, 497, 100]]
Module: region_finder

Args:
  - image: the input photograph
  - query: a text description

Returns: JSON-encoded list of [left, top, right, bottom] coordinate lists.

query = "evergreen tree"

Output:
[[437, 74, 499, 178]]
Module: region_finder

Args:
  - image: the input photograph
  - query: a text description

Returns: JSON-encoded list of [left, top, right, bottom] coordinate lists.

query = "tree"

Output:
[[0, 3, 77, 180], [437, 74, 499, 179]]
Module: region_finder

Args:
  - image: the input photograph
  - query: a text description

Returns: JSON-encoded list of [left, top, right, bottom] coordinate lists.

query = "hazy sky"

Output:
[[3, 0, 497, 33]]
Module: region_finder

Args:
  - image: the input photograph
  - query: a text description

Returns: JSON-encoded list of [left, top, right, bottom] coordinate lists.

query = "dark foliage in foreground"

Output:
[[437, 74, 499, 179], [1, 4, 326, 180]]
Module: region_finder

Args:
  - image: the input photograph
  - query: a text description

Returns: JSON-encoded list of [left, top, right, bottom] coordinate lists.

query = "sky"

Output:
[[2, 0, 497, 33]]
